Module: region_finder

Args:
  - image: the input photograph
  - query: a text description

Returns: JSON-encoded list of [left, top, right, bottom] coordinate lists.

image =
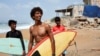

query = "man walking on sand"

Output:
[[52, 16, 67, 56], [6, 20, 26, 56], [28, 7, 55, 56]]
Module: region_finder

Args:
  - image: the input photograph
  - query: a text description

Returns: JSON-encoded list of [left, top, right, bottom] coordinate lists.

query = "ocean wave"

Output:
[[0, 23, 32, 33]]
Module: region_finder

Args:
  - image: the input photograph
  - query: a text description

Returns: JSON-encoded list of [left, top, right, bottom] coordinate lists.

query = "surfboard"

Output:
[[27, 31, 77, 56], [0, 38, 29, 55]]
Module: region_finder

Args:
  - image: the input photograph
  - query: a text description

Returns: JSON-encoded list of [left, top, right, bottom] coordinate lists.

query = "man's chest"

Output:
[[54, 27, 63, 31], [8, 32, 20, 37], [32, 26, 47, 36]]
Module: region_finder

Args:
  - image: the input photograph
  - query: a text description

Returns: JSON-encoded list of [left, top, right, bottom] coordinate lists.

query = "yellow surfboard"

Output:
[[27, 31, 77, 56]]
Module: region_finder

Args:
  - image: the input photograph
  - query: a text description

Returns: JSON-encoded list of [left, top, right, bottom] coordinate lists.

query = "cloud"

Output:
[[0, 3, 11, 10], [14, 1, 42, 10], [19, 1, 47, 13], [11, 1, 43, 23], [34, 1, 41, 7], [0, 0, 84, 23], [0, 1, 44, 22], [44, 0, 61, 4], [0, 3, 14, 22], [0, 2, 29, 23]]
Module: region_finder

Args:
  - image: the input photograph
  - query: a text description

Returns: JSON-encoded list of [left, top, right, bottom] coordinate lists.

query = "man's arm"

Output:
[[28, 27, 34, 53], [46, 24, 55, 56], [19, 31, 25, 50], [18, 31, 26, 56]]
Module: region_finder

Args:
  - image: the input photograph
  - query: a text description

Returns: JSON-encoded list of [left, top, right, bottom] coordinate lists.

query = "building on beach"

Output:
[[55, 0, 100, 28], [83, 0, 100, 7], [55, 0, 100, 18], [55, 4, 84, 18]]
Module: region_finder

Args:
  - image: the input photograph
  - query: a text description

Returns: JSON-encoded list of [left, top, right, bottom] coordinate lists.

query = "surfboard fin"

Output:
[[32, 50, 41, 56]]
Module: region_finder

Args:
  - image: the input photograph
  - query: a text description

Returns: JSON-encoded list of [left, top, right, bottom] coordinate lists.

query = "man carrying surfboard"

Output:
[[52, 16, 67, 56], [6, 20, 26, 56], [28, 7, 55, 56]]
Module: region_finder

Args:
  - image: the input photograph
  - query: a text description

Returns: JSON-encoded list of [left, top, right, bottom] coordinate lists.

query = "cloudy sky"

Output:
[[0, 0, 83, 23]]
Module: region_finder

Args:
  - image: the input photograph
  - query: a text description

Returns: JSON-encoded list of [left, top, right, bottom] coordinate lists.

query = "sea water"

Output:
[[0, 23, 33, 33]]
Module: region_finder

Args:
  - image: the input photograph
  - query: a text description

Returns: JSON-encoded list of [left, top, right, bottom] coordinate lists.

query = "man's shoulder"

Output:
[[16, 30, 21, 32], [30, 25, 34, 30], [15, 30, 21, 33], [52, 26, 57, 28], [61, 25, 65, 27], [43, 22, 50, 27], [7, 31, 12, 33]]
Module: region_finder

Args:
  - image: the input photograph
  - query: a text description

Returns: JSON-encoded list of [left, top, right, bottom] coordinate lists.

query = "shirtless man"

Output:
[[28, 7, 55, 56]]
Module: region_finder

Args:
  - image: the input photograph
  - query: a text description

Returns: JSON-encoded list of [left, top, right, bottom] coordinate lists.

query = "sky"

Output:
[[0, 0, 83, 23]]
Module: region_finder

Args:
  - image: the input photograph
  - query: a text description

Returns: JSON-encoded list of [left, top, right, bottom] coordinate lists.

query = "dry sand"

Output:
[[66, 28, 100, 56], [0, 28, 100, 56]]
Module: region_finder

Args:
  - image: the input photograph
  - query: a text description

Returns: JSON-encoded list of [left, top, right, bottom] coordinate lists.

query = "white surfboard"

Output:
[[0, 38, 29, 55]]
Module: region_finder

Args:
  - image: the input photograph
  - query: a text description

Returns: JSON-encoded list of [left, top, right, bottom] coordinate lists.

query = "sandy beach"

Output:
[[67, 28, 100, 56], [0, 27, 100, 56]]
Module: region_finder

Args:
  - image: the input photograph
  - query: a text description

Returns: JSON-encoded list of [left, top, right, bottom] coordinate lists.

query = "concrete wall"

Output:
[[72, 5, 84, 17]]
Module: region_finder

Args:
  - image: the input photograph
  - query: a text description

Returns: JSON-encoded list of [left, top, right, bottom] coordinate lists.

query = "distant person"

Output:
[[6, 20, 26, 56], [52, 16, 67, 56], [52, 16, 66, 33], [28, 7, 55, 56]]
